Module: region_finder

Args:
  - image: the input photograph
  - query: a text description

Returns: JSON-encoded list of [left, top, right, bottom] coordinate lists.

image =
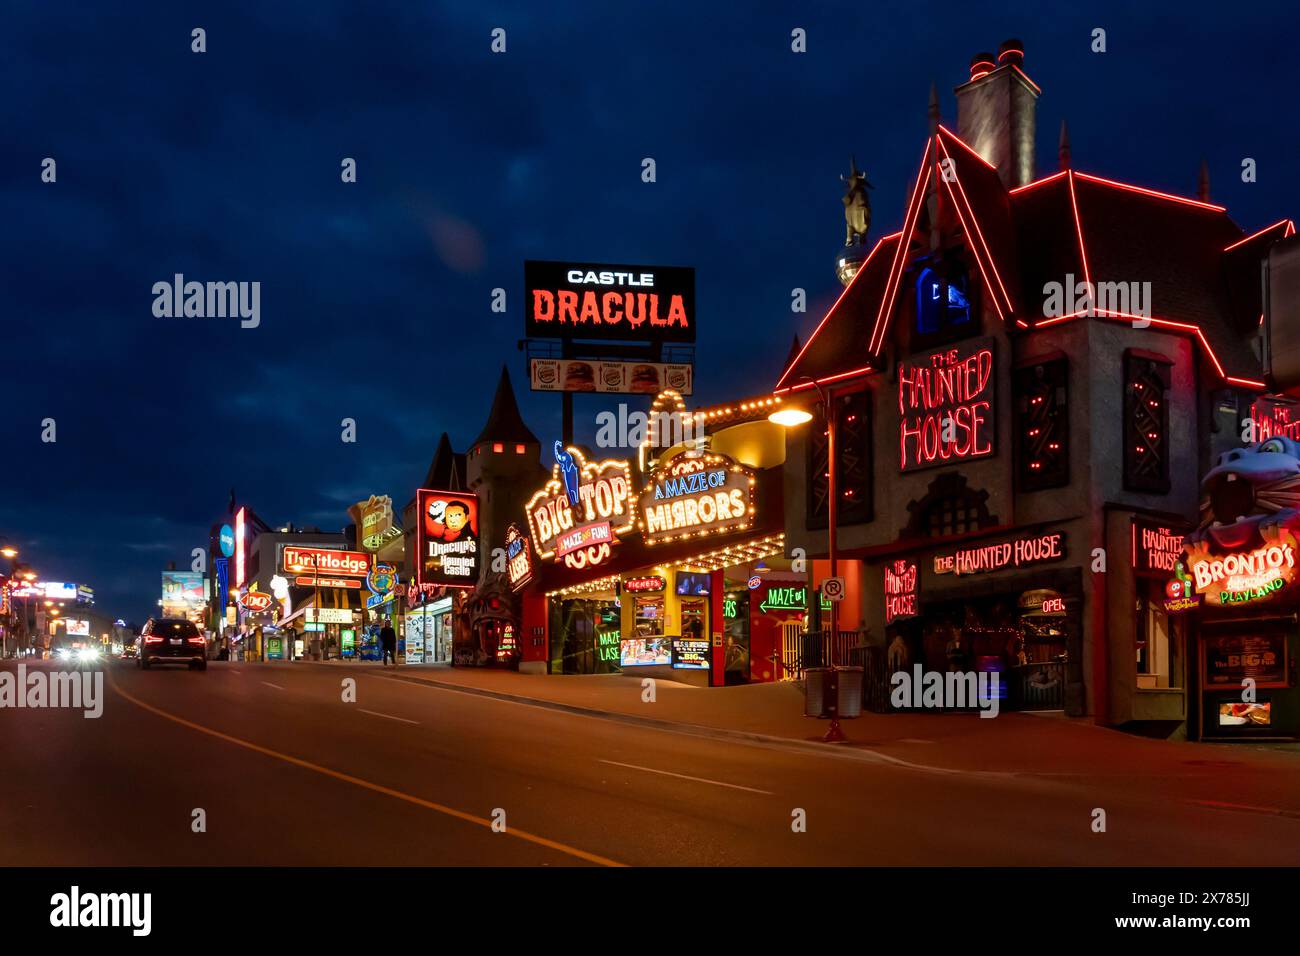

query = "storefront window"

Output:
[[1136, 579, 1183, 689]]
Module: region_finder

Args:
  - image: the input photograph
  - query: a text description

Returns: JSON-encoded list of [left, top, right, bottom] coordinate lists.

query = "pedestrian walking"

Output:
[[380, 617, 397, 666]]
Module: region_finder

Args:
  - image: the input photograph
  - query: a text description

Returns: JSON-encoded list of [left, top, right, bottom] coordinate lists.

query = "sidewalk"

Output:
[[324, 661, 1300, 786]]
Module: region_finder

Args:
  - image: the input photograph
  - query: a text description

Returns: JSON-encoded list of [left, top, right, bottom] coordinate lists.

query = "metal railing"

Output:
[[782, 629, 866, 681]]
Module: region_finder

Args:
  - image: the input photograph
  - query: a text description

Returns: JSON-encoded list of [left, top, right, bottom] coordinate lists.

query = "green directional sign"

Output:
[[759, 585, 830, 614]]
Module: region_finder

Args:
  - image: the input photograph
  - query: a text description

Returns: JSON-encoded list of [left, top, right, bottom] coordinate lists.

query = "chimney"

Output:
[[955, 38, 1038, 189]]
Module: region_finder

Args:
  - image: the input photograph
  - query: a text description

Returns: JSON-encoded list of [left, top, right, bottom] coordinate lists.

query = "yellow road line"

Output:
[[108, 672, 624, 867]]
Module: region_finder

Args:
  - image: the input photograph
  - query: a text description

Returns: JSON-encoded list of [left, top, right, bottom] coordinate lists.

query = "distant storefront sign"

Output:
[[524, 260, 695, 344], [639, 451, 754, 546], [529, 359, 693, 396], [673, 638, 710, 669], [281, 546, 370, 578], [1251, 395, 1300, 441], [239, 590, 273, 613], [504, 523, 533, 592], [416, 489, 480, 587], [219, 524, 235, 558], [354, 495, 400, 552], [306, 607, 355, 624], [897, 337, 995, 472], [934, 530, 1066, 576], [65, 619, 90, 637], [1186, 529, 1300, 607]]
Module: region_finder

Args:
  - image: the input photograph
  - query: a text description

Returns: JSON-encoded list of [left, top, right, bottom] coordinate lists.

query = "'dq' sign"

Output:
[[524, 260, 695, 344], [526, 444, 635, 570], [639, 450, 754, 546]]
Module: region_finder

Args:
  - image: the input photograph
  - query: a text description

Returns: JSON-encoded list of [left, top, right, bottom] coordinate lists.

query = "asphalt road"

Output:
[[2, 657, 1297, 866]]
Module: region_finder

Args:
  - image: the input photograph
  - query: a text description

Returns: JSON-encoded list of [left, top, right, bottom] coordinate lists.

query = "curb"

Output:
[[320, 663, 991, 776]]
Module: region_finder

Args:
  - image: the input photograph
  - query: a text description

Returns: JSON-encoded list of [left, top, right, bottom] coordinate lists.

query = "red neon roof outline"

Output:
[[868, 141, 934, 355], [1223, 219, 1296, 251], [1067, 170, 1093, 287], [937, 124, 997, 170], [936, 134, 1016, 315], [1008, 170, 1068, 195], [773, 232, 900, 392], [1073, 172, 1225, 212], [1032, 309, 1265, 389]]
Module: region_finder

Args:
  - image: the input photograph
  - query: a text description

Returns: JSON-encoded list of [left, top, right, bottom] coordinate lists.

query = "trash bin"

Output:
[[836, 666, 864, 718], [805, 668, 831, 717]]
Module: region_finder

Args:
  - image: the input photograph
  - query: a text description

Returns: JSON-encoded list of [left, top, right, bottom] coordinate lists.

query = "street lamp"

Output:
[[1, 547, 16, 559], [769, 376, 839, 644]]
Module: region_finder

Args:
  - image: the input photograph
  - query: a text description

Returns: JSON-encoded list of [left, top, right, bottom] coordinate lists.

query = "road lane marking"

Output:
[[598, 759, 773, 795], [358, 708, 419, 725], [107, 673, 623, 867], [261, 681, 284, 690]]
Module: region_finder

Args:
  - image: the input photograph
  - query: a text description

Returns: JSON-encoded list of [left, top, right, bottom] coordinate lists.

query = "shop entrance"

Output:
[[903, 586, 1076, 711], [552, 596, 621, 675]]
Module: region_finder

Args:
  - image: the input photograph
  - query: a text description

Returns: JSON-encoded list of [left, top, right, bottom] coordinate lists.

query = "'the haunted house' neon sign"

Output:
[[897, 338, 995, 472]]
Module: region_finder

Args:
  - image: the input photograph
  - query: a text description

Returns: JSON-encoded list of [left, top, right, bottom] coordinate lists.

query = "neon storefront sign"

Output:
[[282, 546, 370, 577], [526, 445, 634, 570], [504, 523, 533, 592], [883, 559, 918, 624], [897, 338, 995, 471], [934, 531, 1066, 576], [1188, 531, 1299, 606], [639, 451, 754, 545]]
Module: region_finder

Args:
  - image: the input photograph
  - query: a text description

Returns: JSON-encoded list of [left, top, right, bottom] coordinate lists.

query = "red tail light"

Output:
[[144, 636, 164, 644], [186, 636, 205, 645]]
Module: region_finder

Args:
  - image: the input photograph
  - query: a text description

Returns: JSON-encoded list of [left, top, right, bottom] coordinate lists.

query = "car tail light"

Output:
[[144, 636, 164, 644], [186, 636, 205, 644]]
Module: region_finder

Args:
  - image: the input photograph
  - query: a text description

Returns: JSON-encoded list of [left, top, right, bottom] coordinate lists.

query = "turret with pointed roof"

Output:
[[472, 365, 539, 450]]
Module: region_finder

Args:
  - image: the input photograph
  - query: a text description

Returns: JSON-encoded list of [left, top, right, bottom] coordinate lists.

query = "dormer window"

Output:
[[915, 265, 971, 335]]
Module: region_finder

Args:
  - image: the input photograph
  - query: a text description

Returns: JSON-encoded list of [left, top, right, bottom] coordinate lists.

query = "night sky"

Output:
[[3, 1, 1296, 622]]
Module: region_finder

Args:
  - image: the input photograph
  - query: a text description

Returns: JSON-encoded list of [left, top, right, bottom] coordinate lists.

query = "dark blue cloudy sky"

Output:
[[2, 0, 1296, 621]]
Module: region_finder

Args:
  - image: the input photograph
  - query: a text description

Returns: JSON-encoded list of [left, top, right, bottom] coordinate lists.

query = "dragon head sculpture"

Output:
[[1188, 435, 1300, 554]]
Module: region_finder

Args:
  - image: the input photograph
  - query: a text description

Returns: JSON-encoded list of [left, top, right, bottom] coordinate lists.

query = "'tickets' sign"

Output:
[[897, 338, 995, 471], [883, 559, 918, 624], [639, 451, 755, 546], [504, 523, 533, 592], [933, 530, 1066, 576], [281, 546, 371, 578], [417, 490, 480, 587], [524, 260, 695, 344], [526, 444, 635, 570], [1133, 518, 1185, 576]]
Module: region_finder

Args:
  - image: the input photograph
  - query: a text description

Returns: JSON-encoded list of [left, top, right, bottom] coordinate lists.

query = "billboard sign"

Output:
[[639, 451, 754, 546], [524, 260, 695, 343], [529, 359, 693, 395], [281, 546, 371, 578], [416, 490, 480, 587], [161, 572, 205, 610]]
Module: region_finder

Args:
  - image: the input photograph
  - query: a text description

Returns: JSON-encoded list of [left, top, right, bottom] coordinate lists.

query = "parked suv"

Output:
[[138, 618, 207, 670]]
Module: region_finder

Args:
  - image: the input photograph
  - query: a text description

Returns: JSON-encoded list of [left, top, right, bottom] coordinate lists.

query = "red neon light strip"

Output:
[[1074, 172, 1226, 212], [1223, 219, 1296, 252], [938, 136, 1015, 314], [937, 125, 996, 170], [773, 232, 899, 392], [1067, 171, 1092, 287], [939, 174, 1006, 324], [869, 142, 933, 356], [1011, 65, 1041, 94], [778, 364, 879, 393], [1033, 308, 1265, 388], [1008, 170, 1068, 195]]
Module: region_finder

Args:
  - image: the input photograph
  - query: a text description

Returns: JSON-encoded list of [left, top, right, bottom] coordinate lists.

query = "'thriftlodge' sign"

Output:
[[526, 444, 635, 570], [898, 338, 995, 472], [639, 451, 755, 546]]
